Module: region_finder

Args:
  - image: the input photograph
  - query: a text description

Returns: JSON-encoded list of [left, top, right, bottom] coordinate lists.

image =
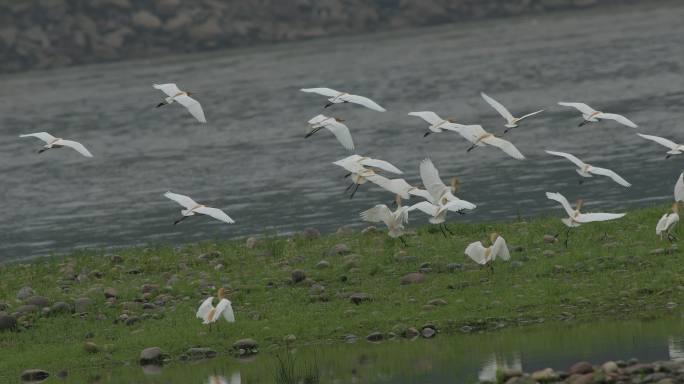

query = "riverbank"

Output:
[[1, 204, 682, 380], [0, 0, 662, 73]]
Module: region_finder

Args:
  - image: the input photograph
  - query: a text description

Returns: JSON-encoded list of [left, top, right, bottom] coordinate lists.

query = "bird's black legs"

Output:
[[466, 144, 477, 152], [438, 224, 448, 238], [564, 227, 573, 248], [174, 216, 189, 225], [305, 127, 323, 138], [423, 131, 432, 138], [345, 183, 355, 192], [668, 233, 678, 243], [399, 237, 408, 247], [349, 183, 360, 199], [666, 155, 672, 159], [443, 223, 454, 235], [578, 120, 589, 127], [324, 102, 333, 108], [156, 102, 167, 108], [578, 179, 584, 185], [38, 148, 49, 154], [344, 172, 352, 178]]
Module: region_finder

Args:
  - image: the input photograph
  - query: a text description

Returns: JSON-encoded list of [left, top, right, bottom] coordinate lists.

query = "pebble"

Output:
[[427, 299, 447, 306], [25, 295, 50, 308], [543, 250, 556, 258], [400, 272, 425, 285], [569, 361, 593, 375], [291, 269, 306, 284], [601, 361, 618, 373], [17, 304, 39, 314], [16, 286, 35, 301], [245, 237, 259, 249], [83, 341, 99, 353], [104, 287, 118, 299], [366, 332, 384, 342], [315, 260, 330, 269], [139, 347, 165, 365], [404, 327, 419, 338], [349, 292, 372, 305], [0, 314, 17, 331], [543, 234, 558, 243], [531, 368, 558, 381], [446, 263, 463, 272], [421, 327, 436, 338], [233, 338, 258, 356], [20, 369, 50, 382], [328, 243, 350, 256], [73, 297, 92, 313], [302, 227, 320, 240]]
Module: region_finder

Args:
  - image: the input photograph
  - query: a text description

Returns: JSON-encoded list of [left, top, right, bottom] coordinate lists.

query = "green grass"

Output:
[[1, 204, 683, 380]]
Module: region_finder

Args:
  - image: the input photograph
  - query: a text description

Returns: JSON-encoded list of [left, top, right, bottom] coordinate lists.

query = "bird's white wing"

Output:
[[545, 192, 575, 217], [545, 150, 586, 168], [656, 214, 670, 235], [408, 188, 434, 203], [195, 206, 235, 224], [154, 83, 182, 97], [575, 212, 626, 223], [598, 113, 637, 128], [359, 158, 403, 174], [637, 133, 678, 150], [517, 109, 545, 121], [589, 166, 631, 187], [196, 297, 214, 319], [164, 191, 199, 209], [174, 95, 207, 123], [215, 298, 235, 322], [408, 111, 443, 125], [465, 241, 488, 265], [341, 94, 386, 112], [58, 140, 93, 158], [360, 204, 394, 227], [455, 124, 488, 143], [481, 92, 514, 123], [407, 201, 439, 217], [441, 198, 477, 211], [19, 132, 56, 144], [419, 158, 449, 201], [558, 102, 596, 115], [675, 173, 684, 202], [300, 87, 340, 97], [307, 114, 328, 125], [365, 174, 413, 199], [325, 121, 354, 151], [481, 136, 525, 160], [492, 236, 510, 261]]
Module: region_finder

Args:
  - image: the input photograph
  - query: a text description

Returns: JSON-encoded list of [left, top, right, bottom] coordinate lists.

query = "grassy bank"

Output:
[[0, 204, 682, 380]]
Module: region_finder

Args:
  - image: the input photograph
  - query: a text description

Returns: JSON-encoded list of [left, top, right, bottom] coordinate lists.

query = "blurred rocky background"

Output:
[[0, 0, 651, 73]]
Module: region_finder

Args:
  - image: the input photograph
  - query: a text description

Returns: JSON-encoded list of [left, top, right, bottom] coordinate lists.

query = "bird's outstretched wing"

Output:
[[598, 113, 637, 128], [360, 205, 394, 227], [439, 198, 477, 212], [545, 192, 575, 218], [59, 140, 93, 157], [196, 297, 214, 319], [637, 133, 678, 150], [408, 188, 434, 203], [307, 114, 328, 125], [419, 158, 449, 202], [195, 206, 235, 224], [558, 102, 596, 115], [482, 136, 525, 160], [340, 94, 385, 112], [215, 298, 235, 322], [164, 191, 199, 209], [589, 166, 631, 187], [359, 158, 403, 174], [465, 241, 488, 265], [518, 109, 545, 121], [481, 92, 514, 123], [675, 173, 684, 202], [545, 150, 586, 168], [455, 124, 488, 143], [408, 111, 443, 125], [492, 236, 510, 261], [19, 132, 56, 144], [408, 201, 439, 217], [175, 95, 207, 123], [300, 87, 340, 97], [575, 212, 625, 223], [365, 174, 413, 199], [154, 83, 182, 97], [332, 154, 364, 173], [325, 121, 354, 151]]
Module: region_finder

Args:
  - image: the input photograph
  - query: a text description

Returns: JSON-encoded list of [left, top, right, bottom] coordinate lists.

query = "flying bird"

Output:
[[408, 111, 466, 137], [637, 133, 684, 159], [465, 233, 510, 271], [545, 150, 631, 187], [675, 173, 684, 203], [154, 83, 207, 123], [656, 203, 680, 242], [480, 92, 544, 133], [164, 191, 235, 225], [196, 288, 235, 330], [19, 132, 93, 157], [305, 115, 354, 151], [300, 88, 386, 111], [417, 158, 476, 210], [333, 155, 404, 198], [558, 102, 637, 128], [455, 125, 525, 160], [408, 200, 473, 237], [360, 195, 411, 245]]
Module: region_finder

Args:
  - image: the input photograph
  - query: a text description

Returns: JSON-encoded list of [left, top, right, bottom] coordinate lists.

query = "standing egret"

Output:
[[656, 203, 680, 242], [305, 115, 354, 151], [558, 102, 637, 128], [19, 132, 93, 157], [196, 288, 235, 331], [675, 173, 684, 202], [480, 92, 544, 133], [300, 88, 386, 111], [545, 150, 631, 187], [360, 195, 411, 245], [456, 125, 525, 160], [465, 233, 510, 272], [408, 111, 466, 137], [546, 192, 625, 246], [164, 191, 235, 225], [333, 155, 404, 198], [637, 133, 684, 159], [153, 83, 207, 123]]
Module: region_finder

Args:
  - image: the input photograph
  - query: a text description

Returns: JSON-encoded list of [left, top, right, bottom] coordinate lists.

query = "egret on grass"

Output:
[[545, 150, 631, 187], [19, 132, 93, 157], [164, 191, 235, 225], [360, 195, 411, 245], [480, 92, 544, 133], [153, 83, 207, 123], [656, 203, 680, 242], [558, 102, 637, 128], [408, 111, 465, 137], [465, 233, 510, 272], [456, 125, 525, 160], [637, 133, 684, 159], [196, 288, 235, 331], [300, 88, 386, 111], [305, 114, 354, 151]]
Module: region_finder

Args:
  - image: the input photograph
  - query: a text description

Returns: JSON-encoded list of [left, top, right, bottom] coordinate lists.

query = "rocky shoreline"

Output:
[[0, 0, 653, 73]]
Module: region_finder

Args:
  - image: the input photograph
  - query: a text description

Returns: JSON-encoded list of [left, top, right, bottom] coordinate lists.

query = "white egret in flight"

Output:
[[637, 133, 684, 159], [465, 233, 510, 272], [360, 195, 411, 245], [300, 88, 385, 111], [545, 150, 631, 187], [196, 288, 235, 330], [408, 111, 466, 137], [656, 203, 680, 242], [19, 132, 93, 157], [154, 83, 207, 123], [455, 125, 525, 160], [333, 155, 403, 198], [558, 102, 637, 128], [305, 115, 354, 151], [480, 92, 544, 133], [164, 191, 235, 225]]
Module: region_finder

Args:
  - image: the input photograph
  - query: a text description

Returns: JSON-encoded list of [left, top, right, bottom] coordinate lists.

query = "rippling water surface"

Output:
[[0, 3, 682, 261]]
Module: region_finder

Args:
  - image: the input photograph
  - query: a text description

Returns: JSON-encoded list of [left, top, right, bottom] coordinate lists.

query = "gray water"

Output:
[[1, 3, 683, 261]]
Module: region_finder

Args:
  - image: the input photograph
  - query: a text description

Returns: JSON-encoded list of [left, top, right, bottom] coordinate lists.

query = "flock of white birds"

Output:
[[15, 83, 684, 327]]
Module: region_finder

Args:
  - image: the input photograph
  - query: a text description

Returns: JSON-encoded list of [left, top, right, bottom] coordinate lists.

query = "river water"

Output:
[[0, 3, 683, 261]]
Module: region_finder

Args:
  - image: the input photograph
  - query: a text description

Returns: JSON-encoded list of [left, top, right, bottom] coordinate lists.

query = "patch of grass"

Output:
[[0, 204, 683, 380]]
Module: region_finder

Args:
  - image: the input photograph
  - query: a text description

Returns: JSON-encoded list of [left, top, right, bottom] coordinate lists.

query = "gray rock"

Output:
[[25, 295, 50, 308], [50, 301, 72, 314], [17, 304, 39, 315], [232, 338, 258, 355], [336, 225, 354, 236], [602, 361, 618, 373], [0, 302, 7, 311], [245, 237, 259, 249], [302, 227, 320, 240], [421, 327, 436, 338], [125, 316, 141, 326], [404, 327, 419, 338], [83, 341, 99, 354], [569, 361, 593, 375], [366, 332, 384, 342], [531, 368, 558, 381], [21, 369, 49, 382], [73, 297, 92, 313], [104, 287, 118, 299], [0, 314, 17, 331], [543, 250, 556, 258], [291, 269, 306, 284], [315, 260, 330, 269], [328, 243, 350, 256], [182, 347, 217, 360], [16, 286, 34, 301], [132, 11, 162, 29], [427, 299, 447, 306], [350, 292, 372, 305], [139, 347, 164, 365], [110, 254, 124, 264], [447, 263, 463, 272], [141, 284, 159, 294], [543, 234, 558, 243], [400, 272, 425, 285]]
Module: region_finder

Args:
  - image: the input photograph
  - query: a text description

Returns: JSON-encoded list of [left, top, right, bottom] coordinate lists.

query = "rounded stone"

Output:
[[73, 297, 93, 313], [421, 327, 436, 338], [104, 287, 118, 299], [349, 292, 372, 305], [328, 243, 350, 256], [25, 296, 50, 308], [400, 272, 425, 285], [0, 314, 17, 332], [139, 347, 164, 365], [183, 347, 217, 360], [291, 270, 306, 284], [366, 332, 384, 342], [569, 361, 594, 375], [16, 286, 35, 301], [245, 237, 259, 249], [302, 227, 320, 240], [21, 369, 49, 382], [315, 260, 330, 269], [83, 341, 99, 354]]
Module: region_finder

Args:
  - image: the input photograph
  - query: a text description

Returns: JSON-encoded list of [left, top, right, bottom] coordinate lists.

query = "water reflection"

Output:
[[669, 337, 684, 361], [478, 352, 522, 383]]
